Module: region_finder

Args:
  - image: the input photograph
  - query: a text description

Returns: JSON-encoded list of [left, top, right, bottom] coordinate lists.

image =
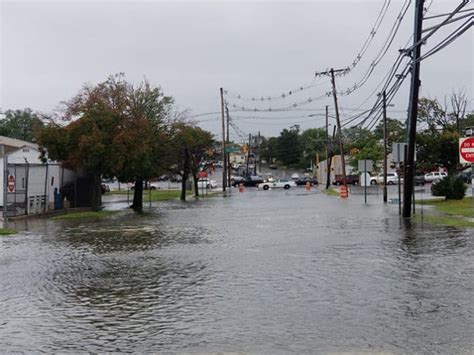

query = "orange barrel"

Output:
[[239, 183, 245, 193], [305, 181, 311, 191], [339, 185, 349, 198]]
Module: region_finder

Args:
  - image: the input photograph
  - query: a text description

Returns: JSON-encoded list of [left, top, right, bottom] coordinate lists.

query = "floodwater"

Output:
[[1, 188, 473, 353]]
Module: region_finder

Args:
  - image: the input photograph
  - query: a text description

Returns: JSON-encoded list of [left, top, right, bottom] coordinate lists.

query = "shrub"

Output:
[[431, 176, 467, 200]]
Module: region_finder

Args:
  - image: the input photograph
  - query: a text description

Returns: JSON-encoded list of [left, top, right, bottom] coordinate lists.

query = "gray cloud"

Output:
[[1, 0, 472, 138]]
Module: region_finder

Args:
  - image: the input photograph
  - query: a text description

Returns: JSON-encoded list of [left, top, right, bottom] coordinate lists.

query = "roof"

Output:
[[0, 136, 38, 150]]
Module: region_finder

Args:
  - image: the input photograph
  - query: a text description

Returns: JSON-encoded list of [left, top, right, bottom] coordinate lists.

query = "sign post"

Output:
[[7, 174, 15, 193], [358, 159, 373, 204], [459, 137, 474, 204]]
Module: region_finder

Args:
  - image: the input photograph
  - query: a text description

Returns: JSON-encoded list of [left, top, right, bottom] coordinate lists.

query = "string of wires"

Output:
[[224, 1, 393, 103], [336, 0, 413, 96]]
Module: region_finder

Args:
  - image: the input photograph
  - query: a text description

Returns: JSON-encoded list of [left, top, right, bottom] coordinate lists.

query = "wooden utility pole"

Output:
[[220, 88, 226, 192], [382, 91, 388, 204], [402, 0, 424, 217], [329, 68, 347, 186], [246, 133, 251, 176], [325, 105, 331, 189], [225, 104, 231, 188], [257, 131, 261, 175]]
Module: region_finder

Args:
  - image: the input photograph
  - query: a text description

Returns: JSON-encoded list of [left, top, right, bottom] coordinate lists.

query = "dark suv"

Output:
[[333, 174, 359, 186]]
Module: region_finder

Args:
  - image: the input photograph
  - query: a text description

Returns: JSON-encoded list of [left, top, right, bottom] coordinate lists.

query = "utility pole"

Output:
[[220, 87, 226, 192], [257, 131, 260, 175], [225, 104, 231, 189], [382, 91, 388, 204], [325, 105, 331, 189], [246, 133, 251, 177], [403, 0, 424, 218], [329, 68, 347, 186]]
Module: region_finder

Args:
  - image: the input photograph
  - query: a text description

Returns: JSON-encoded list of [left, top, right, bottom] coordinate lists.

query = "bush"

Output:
[[431, 176, 467, 200]]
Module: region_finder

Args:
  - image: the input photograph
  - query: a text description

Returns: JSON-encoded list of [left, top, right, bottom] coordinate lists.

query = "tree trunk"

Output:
[[90, 174, 102, 211], [193, 175, 199, 197], [181, 176, 187, 201], [180, 147, 190, 201], [131, 178, 143, 213]]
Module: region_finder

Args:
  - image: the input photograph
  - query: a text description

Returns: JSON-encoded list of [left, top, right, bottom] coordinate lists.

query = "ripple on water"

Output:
[[1, 192, 473, 353]]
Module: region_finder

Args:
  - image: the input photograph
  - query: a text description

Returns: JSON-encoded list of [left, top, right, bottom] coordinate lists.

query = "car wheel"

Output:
[[370, 180, 377, 185], [263, 185, 269, 191], [335, 181, 340, 186], [151, 186, 156, 190], [388, 181, 394, 185], [284, 185, 290, 189]]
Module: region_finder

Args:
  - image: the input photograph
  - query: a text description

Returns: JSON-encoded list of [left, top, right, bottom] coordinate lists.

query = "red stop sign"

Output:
[[459, 137, 474, 163], [7, 174, 15, 193], [197, 171, 207, 178]]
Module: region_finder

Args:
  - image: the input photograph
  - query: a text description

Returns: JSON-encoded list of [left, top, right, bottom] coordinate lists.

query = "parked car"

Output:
[[170, 174, 183, 183], [291, 173, 300, 180], [333, 174, 359, 186], [197, 179, 217, 189], [295, 176, 318, 186], [456, 168, 471, 183], [269, 164, 278, 170], [214, 161, 223, 168], [369, 172, 400, 185], [230, 175, 245, 186], [241, 175, 264, 187], [424, 171, 447, 182], [414, 175, 425, 186], [258, 179, 297, 190], [101, 184, 110, 194]]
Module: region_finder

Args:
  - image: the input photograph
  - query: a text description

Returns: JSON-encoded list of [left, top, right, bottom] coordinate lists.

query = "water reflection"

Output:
[[1, 190, 473, 353]]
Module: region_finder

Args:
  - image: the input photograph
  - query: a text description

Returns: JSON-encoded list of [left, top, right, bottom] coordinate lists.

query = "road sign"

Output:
[[358, 159, 373, 172], [459, 137, 474, 163], [7, 174, 15, 193], [224, 146, 240, 154], [392, 142, 416, 164], [197, 171, 207, 178]]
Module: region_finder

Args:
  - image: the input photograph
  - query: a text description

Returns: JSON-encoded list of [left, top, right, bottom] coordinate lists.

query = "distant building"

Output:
[[229, 152, 246, 165]]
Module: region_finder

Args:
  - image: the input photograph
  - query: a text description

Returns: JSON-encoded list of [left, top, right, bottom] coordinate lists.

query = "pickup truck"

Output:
[[332, 174, 359, 186]]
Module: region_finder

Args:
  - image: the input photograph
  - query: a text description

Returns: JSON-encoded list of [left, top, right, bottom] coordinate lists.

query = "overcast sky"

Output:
[[1, 0, 472, 139]]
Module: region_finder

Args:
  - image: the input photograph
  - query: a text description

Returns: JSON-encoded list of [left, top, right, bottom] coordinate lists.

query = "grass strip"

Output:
[[106, 189, 189, 201], [0, 228, 16, 235], [415, 214, 474, 228], [321, 188, 340, 196], [418, 197, 473, 218], [51, 211, 119, 220]]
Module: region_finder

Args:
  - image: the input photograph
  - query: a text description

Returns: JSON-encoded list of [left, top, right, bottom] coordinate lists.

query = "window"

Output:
[[51, 176, 54, 186], [22, 177, 25, 188]]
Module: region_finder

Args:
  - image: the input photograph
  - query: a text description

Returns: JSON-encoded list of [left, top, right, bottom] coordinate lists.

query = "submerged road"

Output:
[[1, 188, 473, 353]]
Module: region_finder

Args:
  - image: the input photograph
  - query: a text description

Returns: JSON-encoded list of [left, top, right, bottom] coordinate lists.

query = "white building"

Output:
[[1, 136, 77, 217]]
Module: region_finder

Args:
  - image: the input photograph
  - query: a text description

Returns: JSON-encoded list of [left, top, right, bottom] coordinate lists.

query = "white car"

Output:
[[197, 179, 217, 189], [424, 171, 447, 182], [258, 179, 296, 190], [369, 172, 400, 185]]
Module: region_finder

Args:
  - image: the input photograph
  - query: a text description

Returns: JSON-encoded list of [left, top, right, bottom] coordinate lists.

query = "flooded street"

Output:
[[1, 189, 473, 353]]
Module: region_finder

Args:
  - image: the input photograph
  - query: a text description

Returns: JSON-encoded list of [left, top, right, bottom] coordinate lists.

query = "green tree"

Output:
[[0, 108, 43, 142], [37, 110, 121, 211], [37, 74, 174, 212], [417, 97, 446, 132], [300, 128, 326, 165], [416, 129, 459, 174], [275, 125, 302, 166], [260, 136, 278, 164], [373, 118, 406, 149]]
